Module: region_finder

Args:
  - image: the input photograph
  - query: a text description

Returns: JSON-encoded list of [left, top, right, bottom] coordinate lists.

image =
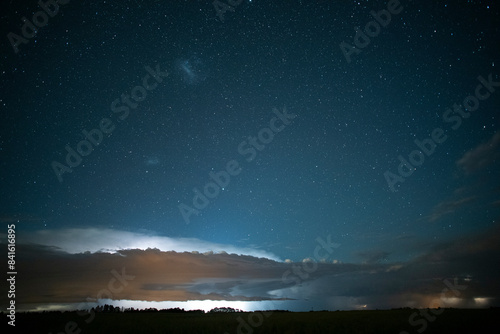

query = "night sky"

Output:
[[1, 0, 500, 313]]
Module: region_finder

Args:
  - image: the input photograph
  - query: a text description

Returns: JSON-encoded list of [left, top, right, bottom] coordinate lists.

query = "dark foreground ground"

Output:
[[4, 308, 499, 334]]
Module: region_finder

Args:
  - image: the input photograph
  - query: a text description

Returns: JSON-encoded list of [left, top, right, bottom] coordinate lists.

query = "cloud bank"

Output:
[[3, 226, 500, 312]]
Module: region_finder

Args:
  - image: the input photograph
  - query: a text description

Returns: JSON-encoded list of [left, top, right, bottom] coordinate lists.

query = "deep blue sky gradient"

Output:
[[1, 0, 499, 312]]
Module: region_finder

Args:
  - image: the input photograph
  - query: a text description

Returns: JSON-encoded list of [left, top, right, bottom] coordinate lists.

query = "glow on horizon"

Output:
[[22, 299, 293, 313]]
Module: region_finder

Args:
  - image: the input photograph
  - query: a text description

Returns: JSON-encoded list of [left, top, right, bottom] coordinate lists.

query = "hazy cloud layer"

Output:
[[428, 196, 477, 222], [457, 132, 500, 174]]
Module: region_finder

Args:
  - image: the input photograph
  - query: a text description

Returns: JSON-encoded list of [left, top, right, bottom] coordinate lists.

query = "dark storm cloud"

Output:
[[457, 132, 500, 174], [4, 244, 289, 306], [291, 225, 500, 309], [5, 226, 500, 310]]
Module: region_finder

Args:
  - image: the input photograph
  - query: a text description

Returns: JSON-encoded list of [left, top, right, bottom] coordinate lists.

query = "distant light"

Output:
[[474, 297, 490, 306]]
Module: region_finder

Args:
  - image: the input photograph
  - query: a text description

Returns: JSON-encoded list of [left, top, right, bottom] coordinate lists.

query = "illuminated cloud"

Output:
[[21, 228, 281, 261], [5, 225, 500, 312]]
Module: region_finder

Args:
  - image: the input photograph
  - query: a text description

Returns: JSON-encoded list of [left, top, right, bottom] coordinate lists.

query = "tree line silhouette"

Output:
[[13, 305, 293, 314]]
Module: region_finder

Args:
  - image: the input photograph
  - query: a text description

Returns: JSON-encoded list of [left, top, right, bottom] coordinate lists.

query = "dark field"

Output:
[[5, 308, 499, 334]]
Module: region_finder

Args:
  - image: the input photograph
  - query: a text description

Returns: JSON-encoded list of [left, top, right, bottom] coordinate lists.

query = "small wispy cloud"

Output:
[[457, 132, 500, 174], [427, 196, 477, 222]]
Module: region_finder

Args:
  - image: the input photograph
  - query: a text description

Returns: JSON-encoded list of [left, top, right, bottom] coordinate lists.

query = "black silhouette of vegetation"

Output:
[[3, 307, 499, 334], [208, 307, 242, 313]]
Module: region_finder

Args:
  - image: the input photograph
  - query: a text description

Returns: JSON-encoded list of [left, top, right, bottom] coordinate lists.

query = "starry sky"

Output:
[[1, 0, 500, 313]]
